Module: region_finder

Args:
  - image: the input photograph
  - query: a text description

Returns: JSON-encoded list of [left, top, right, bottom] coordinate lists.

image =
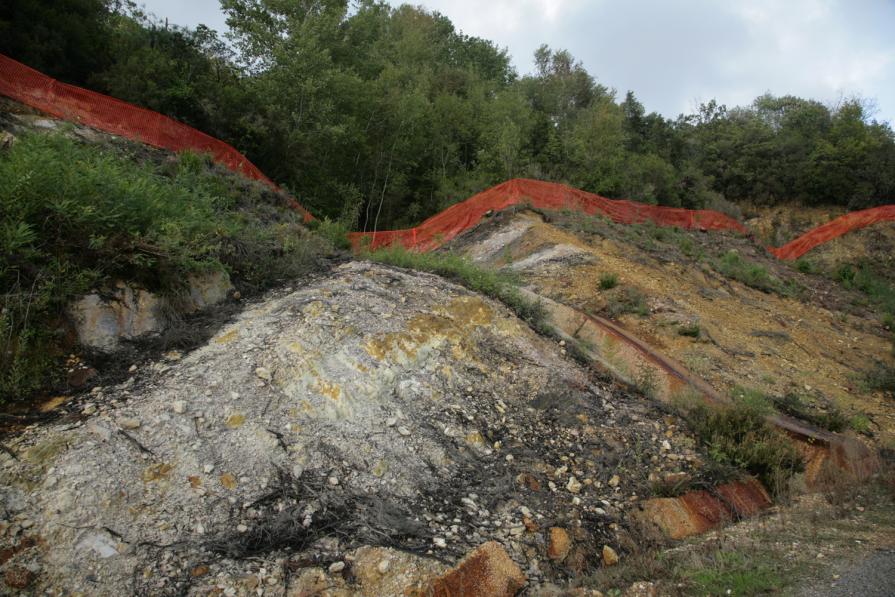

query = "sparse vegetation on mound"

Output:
[[0, 131, 330, 402], [715, 250, 786, 294], [364, 245, 549, 333]]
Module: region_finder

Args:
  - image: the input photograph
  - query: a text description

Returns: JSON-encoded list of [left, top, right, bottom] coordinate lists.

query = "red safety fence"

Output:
[[769, 205, 895, 260], [349, 178, 750, 251], [2, 53, 893, 259], [0, 53, 313, 221]]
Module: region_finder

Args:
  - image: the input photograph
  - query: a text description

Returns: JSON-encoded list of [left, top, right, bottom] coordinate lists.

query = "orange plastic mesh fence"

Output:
[[349, 178, 750, 251], [0, 53, 313, 221], [2, 53, 893, 259], [768, 205, 895, 260]]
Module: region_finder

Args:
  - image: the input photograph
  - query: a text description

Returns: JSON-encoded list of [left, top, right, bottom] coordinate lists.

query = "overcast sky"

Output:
[[139, 0, 895, 124]]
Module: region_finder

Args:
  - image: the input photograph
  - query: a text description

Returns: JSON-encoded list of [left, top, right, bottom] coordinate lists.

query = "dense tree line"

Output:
[[2, 0, 893, 228]]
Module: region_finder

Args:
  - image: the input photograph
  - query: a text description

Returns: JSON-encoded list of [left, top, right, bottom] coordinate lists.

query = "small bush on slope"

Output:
[[678, 398, 804, 496], [715, 250, 783, 293], [0, 132, 328, 402]]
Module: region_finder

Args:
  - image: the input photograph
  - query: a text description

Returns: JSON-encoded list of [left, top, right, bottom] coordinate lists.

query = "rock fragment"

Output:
[[602, 545, 619, 567], [428, 541, 526, 597], [547, 527, 571, 562]]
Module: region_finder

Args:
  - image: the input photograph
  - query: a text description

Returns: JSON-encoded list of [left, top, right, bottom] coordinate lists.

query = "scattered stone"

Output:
[[386, 417, 398, 427], [328, 476, 340, 486], [602, 545, 619, 567], [119, 418, 141, 430], [547, 527, 571, 562], [433, 537, 447, 548], [397, 426, 411, 436], [566, 476, 582, 494], [82, 404, 97, 416], [328, 561, 346, 574], [172, 400, 187, 414], [255, 367, 272, 381], [377, 559, 391, 574], [608, 474, 620, 488]]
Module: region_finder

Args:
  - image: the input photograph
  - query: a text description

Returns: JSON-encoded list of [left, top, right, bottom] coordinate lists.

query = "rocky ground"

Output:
[[449, 208, 895, 446], [0, 261, 708, 595]]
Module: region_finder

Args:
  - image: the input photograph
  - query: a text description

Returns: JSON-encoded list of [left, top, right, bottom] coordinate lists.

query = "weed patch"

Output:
[[0, 132, 328, 402], [864, 363, 895, 398], [836, 261, 895, 321], [678, 398, 804, 496], [771, 392, 849, 433], [715, 250, 783, 293], [677, 323, 701, 338], [682, 551, 785, 595], [606, 287, 650, 318]]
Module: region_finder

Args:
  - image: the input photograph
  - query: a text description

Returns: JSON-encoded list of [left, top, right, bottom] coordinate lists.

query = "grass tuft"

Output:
[[598, 272, 619, 290], [715, 250, 782, 293]]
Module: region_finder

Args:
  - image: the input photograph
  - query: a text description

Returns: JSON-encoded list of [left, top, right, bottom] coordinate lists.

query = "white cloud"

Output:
[[139, 0, 895, 123]]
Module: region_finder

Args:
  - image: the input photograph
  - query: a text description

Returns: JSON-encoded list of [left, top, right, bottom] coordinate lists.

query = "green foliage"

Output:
[[850, 414, 872, 434], [682, 551, 784, 595], [681, 398, 804, 495], [4, 1, 895, 227], [715, 250, 783, 293], [836, 262, 895, 317], [795, 258, 818, 274], [863, 363, 895, 398], [308, 218, 352, 251], [363, 245, 547, 331], [771, 392, 848, 433], [677, 323, 701, 338], [606, 287, 650, 318], [598, 272, 619, 290], [0, 132, 324, 402]]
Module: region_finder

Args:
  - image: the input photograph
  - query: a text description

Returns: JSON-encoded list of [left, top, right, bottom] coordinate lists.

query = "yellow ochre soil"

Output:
[[453, 209, 895, 447]]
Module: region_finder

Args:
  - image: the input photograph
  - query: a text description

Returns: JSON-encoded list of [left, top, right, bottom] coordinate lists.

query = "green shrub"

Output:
[[883, 312, 894, 331], [715, 250, 782, 293], [683, 551, 784, 595], [795, 258, 818, 274], [598, 272, 619, 290], [772, 393, 848, 433], [680, 399, 804, 496], [0, 132, 326, 402], [864, 363, 895, 398], [308, 217, 352, 251], [363, 245, 548, 332], [678, 322, 701, 338], [850, 414, 872, 435], [836, 262, 895, 319], [606, 287, 650, 318]]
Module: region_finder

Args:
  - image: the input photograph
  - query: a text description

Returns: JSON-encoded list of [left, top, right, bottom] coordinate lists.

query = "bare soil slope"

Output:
[[450, 209, 895, 447]]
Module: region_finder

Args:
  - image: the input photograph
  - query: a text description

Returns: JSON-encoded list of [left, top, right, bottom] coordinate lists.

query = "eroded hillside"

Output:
[[451, 208, 895, 446], [1, 261, 722, 595]]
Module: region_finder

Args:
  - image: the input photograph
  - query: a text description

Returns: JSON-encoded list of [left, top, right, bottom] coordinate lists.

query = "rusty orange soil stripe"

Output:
[[577, 309, 724, 403]]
